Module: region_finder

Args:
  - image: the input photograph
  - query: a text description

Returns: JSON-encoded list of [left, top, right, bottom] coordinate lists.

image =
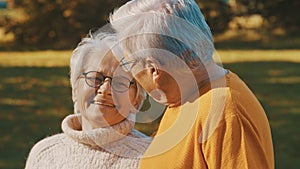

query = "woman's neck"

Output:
[[168, 61, 226, 107], [81, 116, 109, 131]]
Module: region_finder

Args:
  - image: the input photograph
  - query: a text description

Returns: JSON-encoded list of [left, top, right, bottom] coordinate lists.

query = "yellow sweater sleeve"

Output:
[[201, 72, 274, 169], [202, 113, 273, 169]]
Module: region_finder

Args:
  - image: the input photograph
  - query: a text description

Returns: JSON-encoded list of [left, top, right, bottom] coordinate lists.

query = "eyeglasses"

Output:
[[120, 57, 138, 72], [80, 71, 135, 93]]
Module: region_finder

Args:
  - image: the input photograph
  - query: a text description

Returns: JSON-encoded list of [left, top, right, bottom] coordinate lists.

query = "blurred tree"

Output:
[[4, 0, 233, 50], [4, 0, 127, 50], [260, 0, 299, 34], [196, 0, 233, 35], [234, 0, 299, 35], [6, 0, 299, 50]]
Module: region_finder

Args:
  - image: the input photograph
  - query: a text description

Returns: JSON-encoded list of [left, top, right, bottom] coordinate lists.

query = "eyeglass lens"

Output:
[[84, 71, 133, 92]]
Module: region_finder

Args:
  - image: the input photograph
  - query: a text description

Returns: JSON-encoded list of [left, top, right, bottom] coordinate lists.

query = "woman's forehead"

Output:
[[84, 50, 132, 78], [83, 50, 115, 68]]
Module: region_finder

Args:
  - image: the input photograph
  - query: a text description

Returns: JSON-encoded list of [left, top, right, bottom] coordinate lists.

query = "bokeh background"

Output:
[[0, 0, 299, 168]]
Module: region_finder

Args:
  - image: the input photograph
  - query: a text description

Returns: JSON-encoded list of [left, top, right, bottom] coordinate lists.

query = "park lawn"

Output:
[[0, 50, 299, 169], [0, 50, 300, 67], [0, 50, 72, 67]]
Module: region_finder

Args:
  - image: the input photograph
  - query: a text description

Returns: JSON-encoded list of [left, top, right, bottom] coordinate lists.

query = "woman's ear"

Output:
[[72, 88, 81, 114], [146, 59, 161, 84], [72, 88, 77, 103]]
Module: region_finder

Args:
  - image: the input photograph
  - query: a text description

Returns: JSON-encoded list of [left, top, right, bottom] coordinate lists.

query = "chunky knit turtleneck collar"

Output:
[[61, 114, 152, 158]]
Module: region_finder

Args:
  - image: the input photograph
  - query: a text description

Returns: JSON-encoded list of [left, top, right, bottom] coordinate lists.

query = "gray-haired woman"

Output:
[[25, 29, 151, 169]]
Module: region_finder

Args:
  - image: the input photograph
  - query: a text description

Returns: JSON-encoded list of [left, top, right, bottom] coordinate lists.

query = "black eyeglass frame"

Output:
[[80, 71, 135, 93], [120, 57, 140, 72]]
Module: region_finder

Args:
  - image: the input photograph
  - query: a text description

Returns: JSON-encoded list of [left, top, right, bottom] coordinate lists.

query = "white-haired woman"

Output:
[[25, 28, 151, 169]]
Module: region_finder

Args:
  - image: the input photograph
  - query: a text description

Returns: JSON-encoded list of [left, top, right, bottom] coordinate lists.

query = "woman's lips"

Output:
[[92, 100, 116, 108]]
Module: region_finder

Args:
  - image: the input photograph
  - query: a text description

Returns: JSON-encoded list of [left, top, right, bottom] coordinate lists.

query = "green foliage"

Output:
[[260, 0, 299, 34], [5, 0, 127, 50], [3, 0, 299, 50], [3, 0, 234, 50], [197, 0, 233, 35], [234, 0, 299, 34]]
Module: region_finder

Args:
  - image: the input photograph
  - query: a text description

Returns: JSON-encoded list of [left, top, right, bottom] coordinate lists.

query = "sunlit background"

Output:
[[0, 0, 299, 168]]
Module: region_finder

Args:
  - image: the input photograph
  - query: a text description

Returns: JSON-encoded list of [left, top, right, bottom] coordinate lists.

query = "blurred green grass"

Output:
[[0, 67, 71, 169], [0, 50, 299, 169]]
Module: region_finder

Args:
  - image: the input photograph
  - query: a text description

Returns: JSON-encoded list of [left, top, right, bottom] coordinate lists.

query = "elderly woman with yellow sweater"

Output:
[[25, 29, 151, 169]]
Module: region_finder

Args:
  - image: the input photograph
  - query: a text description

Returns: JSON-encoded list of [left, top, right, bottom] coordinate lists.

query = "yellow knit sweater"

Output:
[[139, 71, 274, 169]]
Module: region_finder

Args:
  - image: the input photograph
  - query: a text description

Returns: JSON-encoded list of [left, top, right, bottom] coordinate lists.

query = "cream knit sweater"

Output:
[[25, 114, 152, 169]]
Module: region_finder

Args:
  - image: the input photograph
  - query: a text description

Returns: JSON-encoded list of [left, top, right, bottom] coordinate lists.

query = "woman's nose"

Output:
[[97, 79, 112, 95]]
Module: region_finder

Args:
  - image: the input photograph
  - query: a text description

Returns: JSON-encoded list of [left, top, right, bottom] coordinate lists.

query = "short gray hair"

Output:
[[69, 28, 146, 109], [110, 0, 215, 69]]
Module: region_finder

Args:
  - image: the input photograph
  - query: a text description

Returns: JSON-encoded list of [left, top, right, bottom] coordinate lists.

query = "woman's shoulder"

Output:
[[29, 133, 67, 152], [25, 133, 69, 168]]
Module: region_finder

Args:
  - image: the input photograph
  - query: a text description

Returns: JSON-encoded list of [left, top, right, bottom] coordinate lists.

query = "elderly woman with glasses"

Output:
[[25, 28, 151, 169]]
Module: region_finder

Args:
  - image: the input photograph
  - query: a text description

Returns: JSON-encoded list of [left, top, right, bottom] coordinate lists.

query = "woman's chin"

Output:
[[84, 104, 129, 128]]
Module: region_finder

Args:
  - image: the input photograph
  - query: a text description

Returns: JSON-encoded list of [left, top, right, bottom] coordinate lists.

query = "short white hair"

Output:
[[69, 28, 146, 110], [110, 0, 215, 69]]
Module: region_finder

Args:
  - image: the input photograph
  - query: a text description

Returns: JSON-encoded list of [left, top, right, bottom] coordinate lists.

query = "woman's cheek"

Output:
[[77, 84, 95, 112], [113, 93, 130, 116]]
